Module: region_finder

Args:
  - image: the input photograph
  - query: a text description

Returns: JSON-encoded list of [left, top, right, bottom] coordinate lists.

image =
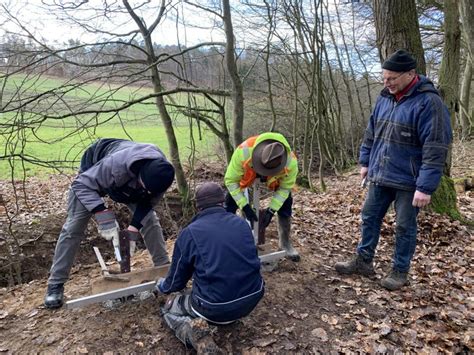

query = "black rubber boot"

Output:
[[278, 216, 300, 262], [44, 283, 64, 309]]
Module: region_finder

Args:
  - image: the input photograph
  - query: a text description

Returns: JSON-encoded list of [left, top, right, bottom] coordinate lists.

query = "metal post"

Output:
[[252, 180, 259, 244]]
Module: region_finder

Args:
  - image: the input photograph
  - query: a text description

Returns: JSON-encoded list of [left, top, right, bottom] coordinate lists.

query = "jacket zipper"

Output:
[[377, 100, 397, 184]]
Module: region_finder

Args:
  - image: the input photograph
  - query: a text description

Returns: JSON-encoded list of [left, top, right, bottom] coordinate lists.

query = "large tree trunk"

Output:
[[432, 0, 461, 218], [459, 0, 474, 138], [222, 0, 244, 147], [373, 0, 426, 74], [459, 0, 474, 59], [459, 56, 473, 138]]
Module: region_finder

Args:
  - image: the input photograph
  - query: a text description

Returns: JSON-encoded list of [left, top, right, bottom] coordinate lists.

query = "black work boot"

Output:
[[334, 255, 375, 276], [44, 283, 64, 309], [278, 216, 300, 262], [381, 270, 408, 290]]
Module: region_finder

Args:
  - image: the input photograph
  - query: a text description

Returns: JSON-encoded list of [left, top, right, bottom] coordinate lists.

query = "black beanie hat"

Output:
[[195, 182, 225, 210], [139, 159, 175, 194], [382, 50, 417, 72]]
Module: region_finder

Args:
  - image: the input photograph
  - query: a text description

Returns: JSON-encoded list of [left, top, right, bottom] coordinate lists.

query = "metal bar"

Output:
[[259, 250, 286, 263], [252, 180, 259, 244], [65, 281, 156, 309], [65, 251, 286, 309]]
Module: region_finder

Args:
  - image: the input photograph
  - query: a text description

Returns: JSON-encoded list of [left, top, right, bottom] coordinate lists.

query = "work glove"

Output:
[[242, 204, 258, 223], [261, 208, 275, 229], [95, 210, 119, 241], [95, 209, 121, 261]]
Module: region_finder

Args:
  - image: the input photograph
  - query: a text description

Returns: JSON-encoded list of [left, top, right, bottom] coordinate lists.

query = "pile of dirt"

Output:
[[0, 145, 473, 353]]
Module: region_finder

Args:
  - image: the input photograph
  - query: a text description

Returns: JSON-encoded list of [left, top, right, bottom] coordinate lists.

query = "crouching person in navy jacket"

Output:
[[155, 182, 264, 353]]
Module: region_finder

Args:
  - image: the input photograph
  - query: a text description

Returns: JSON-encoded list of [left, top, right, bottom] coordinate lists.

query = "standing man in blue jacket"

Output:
[[335, 50, 452, 290], [155, 182, 264, 352], [44, 138, 175, 309]]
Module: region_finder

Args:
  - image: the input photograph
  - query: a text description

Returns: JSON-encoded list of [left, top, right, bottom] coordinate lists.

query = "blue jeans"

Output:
[[357, 184, 419, 273]]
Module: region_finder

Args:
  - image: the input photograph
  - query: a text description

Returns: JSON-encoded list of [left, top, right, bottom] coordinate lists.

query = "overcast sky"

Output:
[[1, 0, 226, 46]]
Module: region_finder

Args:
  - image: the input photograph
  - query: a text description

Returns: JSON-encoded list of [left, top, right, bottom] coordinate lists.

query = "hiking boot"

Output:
[[334, 255, 374, 276], [381, 270, 408, 291], [44, 283, 64, 309], [189, 319, 223, 354]]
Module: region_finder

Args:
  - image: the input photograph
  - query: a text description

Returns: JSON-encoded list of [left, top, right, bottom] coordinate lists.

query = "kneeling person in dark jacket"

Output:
[[155, 182, 264, 352], [44, 138, 175, 309]]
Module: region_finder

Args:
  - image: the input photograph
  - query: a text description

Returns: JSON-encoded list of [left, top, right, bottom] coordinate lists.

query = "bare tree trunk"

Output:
[[459, 55, 473, 138], [263, 0, 278, 132], [222, 0, 244, 147], [373, 0, 426, 74], [459, 0, 474, 59], [438, 0, 461, 176], [432, 0, 461, 218], [459, 0, 474, 138], [123, 0, 189, 199], [324, 2, 360, 161]]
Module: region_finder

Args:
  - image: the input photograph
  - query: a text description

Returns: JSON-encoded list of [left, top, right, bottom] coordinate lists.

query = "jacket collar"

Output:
[[380, 75, 440, 100], [191, 206, 226, 222]]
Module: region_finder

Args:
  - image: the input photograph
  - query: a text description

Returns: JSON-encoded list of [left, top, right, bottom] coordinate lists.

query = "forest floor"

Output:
[[0, 141, 473, 354]]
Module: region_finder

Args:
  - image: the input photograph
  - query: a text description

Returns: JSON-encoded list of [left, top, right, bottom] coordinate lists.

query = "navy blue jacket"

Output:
[[360, 76, 452, 194], [158, 206, 264, 323]]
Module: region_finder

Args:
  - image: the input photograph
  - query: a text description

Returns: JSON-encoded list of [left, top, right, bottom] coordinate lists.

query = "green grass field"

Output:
[[0, 73, 222, 179]]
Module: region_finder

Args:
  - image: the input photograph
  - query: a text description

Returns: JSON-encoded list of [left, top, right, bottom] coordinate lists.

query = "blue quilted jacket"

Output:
[[359, 76, 452, 195]]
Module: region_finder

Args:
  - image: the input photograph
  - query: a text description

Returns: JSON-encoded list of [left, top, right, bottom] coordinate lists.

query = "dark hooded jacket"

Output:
[[71, 138, 173, 228]]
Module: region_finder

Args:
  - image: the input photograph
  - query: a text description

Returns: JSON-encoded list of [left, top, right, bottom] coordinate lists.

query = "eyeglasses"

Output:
[[383, 72, 407, 84]]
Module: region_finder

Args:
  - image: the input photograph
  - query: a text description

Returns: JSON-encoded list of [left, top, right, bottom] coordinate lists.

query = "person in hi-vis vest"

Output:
[[224, 132, 300, 262]]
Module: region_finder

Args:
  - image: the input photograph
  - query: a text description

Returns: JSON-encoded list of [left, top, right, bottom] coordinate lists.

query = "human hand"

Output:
[[95, 210, 119, 241], [242, 204, 258, 223], [413, 190, 431, 208], [261, 208, 275, 229], [153, 277, 166, 297], [360, 166, 368, 180]]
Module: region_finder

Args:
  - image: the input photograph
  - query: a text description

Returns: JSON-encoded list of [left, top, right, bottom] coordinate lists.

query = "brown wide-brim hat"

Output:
[[252, 140, 287, 176]]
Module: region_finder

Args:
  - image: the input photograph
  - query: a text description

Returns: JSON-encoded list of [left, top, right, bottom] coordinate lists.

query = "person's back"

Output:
[[158, 182, 264, 326], [187, 206, 263, 304], [156, 182, 264, 352]]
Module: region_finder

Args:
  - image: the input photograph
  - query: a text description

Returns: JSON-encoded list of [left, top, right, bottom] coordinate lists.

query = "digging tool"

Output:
[[252, 180, 260, 244], [118, 230, 131, 273], [258, 209, 266, 244], [93, 246, 129, 282]]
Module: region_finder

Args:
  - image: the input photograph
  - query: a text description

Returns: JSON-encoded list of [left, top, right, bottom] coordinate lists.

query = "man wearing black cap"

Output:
[[44, 138, 175, 309], [224, 132, 300, 261], [335, 50, 452, 290], [155, 182, 264, 352]]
